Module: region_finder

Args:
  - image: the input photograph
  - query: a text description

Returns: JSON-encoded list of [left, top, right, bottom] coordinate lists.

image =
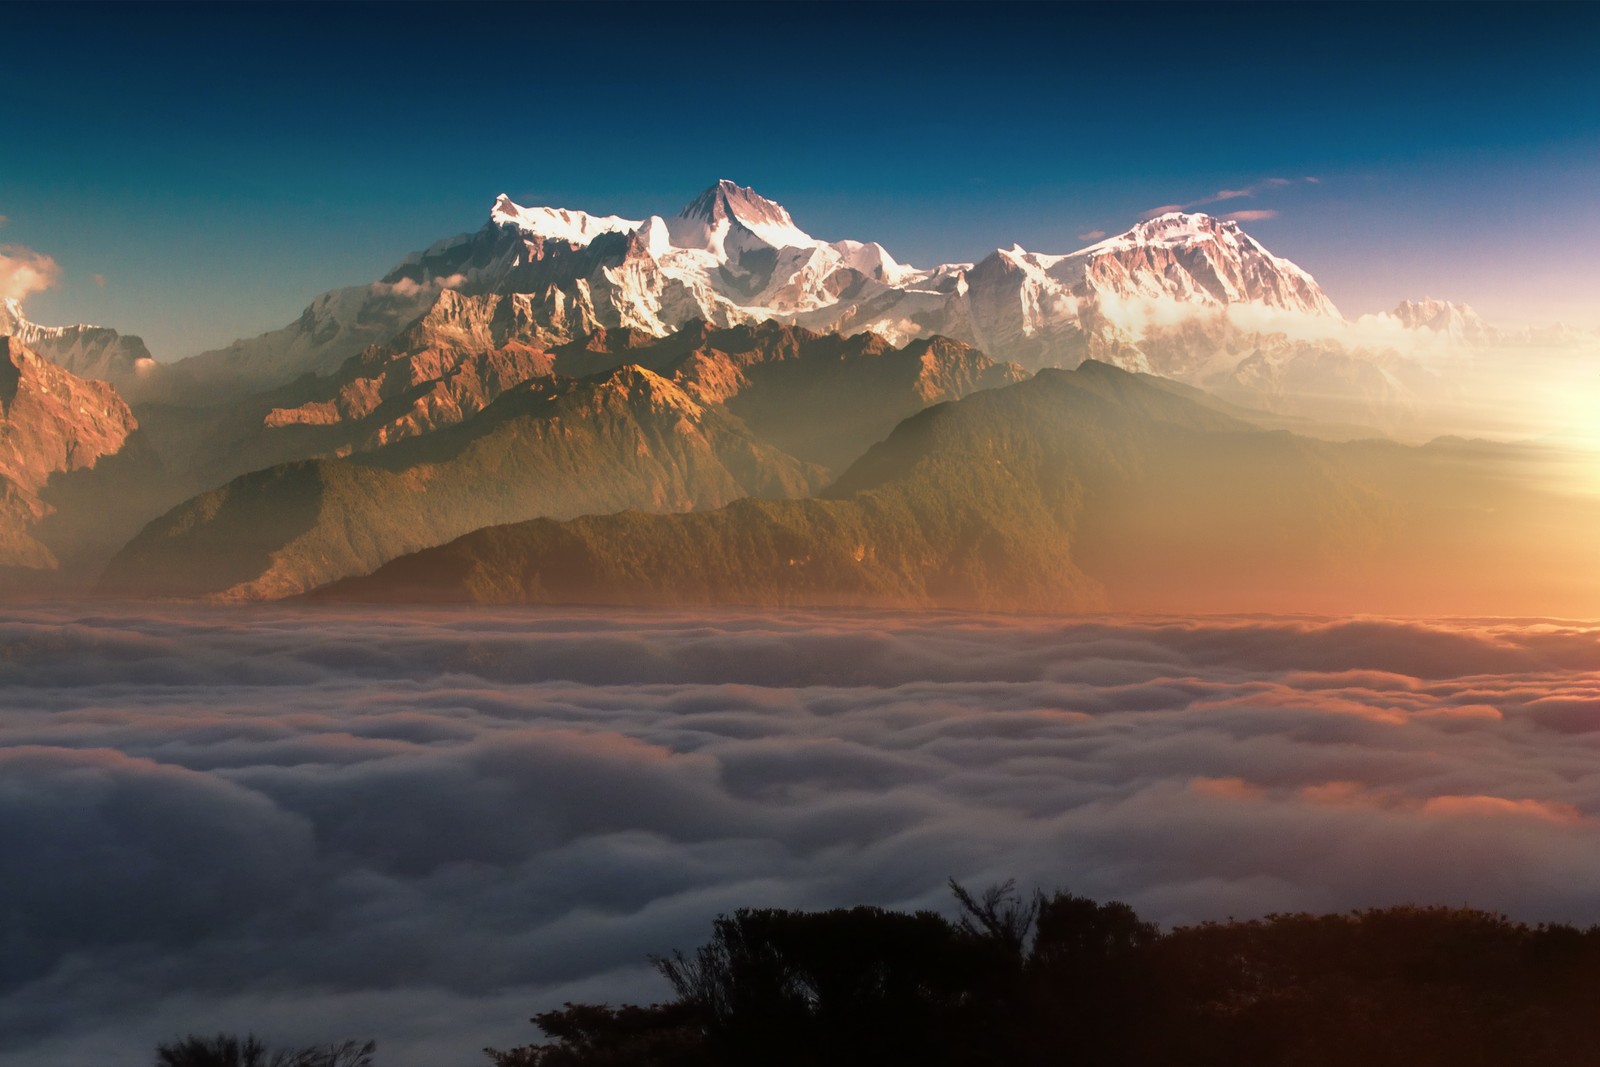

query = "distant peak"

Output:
[[1068, 210, 1339, 318], [676, 179, 795, 228], [1391, 296, 1493, 338], [1394, 296, 1477, 316], [667, 180, 814, 254], [1074, 211, 1259, 257]]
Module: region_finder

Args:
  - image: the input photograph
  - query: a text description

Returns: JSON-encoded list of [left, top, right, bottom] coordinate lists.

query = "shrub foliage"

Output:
[[488, 881, 1600, 1067]]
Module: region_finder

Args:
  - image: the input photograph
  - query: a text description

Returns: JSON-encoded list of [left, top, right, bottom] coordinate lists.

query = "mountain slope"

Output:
[[95, 320, 1020, 600], [312, 361, 1600, 616], [552, 320, 1026, 470], [96, 366, 821, 600], [242, 314, 1021, 472]]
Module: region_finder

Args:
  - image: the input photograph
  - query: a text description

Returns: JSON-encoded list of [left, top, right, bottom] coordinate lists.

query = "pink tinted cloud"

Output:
[[1141, 176, 1316, 223], [1189, 776, 1264, 800], [1076, 229, 1107, 242], [1223, 209, 1279, 223], [1290, 783, 1584, 826], [1423, 795, 1583, 823]]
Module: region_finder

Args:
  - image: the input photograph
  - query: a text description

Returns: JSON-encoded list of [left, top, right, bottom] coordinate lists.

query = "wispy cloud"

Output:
[[91, 273, 106, 289], [0, 244, 61, 305], [1140, 177, 1318, 222], [1222, 209, 1279, 223], [1076, 229, 1107, 242]]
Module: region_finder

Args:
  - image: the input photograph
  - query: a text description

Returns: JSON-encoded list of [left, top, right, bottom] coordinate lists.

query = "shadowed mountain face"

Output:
[[312, 361, 1600, 616], [97, 366, 820, 601]]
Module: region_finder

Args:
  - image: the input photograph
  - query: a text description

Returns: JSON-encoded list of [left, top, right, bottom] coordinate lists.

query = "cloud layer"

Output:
[[4, 605, 1600, 1064]]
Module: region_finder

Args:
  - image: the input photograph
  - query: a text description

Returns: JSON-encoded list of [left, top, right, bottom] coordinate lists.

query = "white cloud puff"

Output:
[[3, 605, 1600, 1064], [0, 243, 61, 304], [1222, 209, 1279, 223]]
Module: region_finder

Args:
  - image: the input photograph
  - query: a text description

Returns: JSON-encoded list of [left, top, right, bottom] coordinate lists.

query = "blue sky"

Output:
[[5, 1, 1598, 357]]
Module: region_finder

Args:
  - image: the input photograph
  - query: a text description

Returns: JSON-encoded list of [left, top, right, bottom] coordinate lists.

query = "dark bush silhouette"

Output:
[[155, 1034, 375, 1067], [484, 1003, 704, 1067], [489, 883, 1600, 1067]]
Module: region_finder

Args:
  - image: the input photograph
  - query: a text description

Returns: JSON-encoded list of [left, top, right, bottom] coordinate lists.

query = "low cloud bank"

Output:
[[3, 605, 1600, 1064]]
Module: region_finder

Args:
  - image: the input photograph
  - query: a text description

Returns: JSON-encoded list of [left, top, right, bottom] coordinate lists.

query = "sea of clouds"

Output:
[[5, 604, 1600, 1065]]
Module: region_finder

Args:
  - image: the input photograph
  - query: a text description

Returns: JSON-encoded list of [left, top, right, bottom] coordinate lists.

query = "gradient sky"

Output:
[[5, 1, 1598, 358]]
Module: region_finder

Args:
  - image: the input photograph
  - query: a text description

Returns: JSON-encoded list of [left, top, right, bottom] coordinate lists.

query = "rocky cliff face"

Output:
[[261, 289, 557, 451], [0, 337, 138, 568], [251, 311, 1022, 469]]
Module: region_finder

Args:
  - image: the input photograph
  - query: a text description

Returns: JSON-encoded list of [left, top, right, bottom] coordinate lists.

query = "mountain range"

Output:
[[130, 181, 1455, 427], [0, 179, 1593, 611]]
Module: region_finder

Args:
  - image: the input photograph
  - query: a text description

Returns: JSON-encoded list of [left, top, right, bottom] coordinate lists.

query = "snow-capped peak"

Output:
[[668, 179, 814, 252], [1391, 297, 1495, 343], [488, 194, 640, 245], [0, 296, 154, 385], [1075, 211, 1245, 255], [1393, 297, 1483, 329], [830, 238, 909, 283], [1060, 211, 1340, 318]]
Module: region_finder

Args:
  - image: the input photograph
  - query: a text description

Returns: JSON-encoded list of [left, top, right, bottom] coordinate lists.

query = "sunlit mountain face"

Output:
[[3, 2, 1599, 1064]]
